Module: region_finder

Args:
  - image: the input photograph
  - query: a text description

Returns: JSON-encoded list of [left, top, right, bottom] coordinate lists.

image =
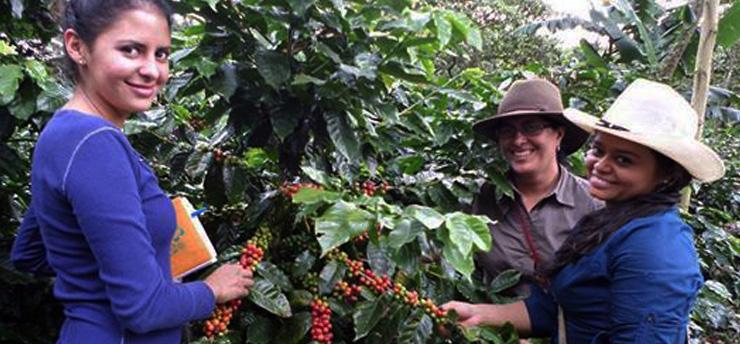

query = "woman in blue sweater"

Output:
[[443, 79, 726, 343], [10, 1, 254, 343]]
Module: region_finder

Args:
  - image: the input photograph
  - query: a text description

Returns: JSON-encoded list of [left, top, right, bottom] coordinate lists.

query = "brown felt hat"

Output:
[[473, 78, 589, 155]]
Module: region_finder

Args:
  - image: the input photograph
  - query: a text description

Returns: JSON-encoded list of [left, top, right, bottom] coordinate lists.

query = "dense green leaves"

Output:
[[397, 309, 433, 344], [256, 49, 291, 90], [325, 111, 362, 162], [274, 311, 312, 344], [353, 297, 388, 340]]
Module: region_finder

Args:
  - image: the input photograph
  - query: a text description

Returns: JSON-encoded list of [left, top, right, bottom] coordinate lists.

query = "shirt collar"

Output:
[[497, 165, 576, 209]]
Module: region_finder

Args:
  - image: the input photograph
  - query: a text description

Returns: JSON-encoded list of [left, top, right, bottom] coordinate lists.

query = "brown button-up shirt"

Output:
[[472, 167, 603, 284]]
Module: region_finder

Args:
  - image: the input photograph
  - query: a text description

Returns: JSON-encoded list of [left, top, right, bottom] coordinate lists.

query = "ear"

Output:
[[63, 28, 88, 66], [554, 125, 566, 145]]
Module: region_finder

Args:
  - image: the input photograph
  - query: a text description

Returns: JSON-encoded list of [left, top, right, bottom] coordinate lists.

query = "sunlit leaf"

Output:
[[718, 2, 740, 48], [0, 64, 23, 106], [404, 205, 444, 229], [441, 233, 475, 280], [433, 11, 452, 47], [315, 201, 373, 256], [292, 187, 341, 204], [248, 278, 292, 318], [388, 218, 424, 249], [301, 166, 332, 186]]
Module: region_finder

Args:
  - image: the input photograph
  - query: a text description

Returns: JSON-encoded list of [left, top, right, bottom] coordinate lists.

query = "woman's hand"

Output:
[[204, 263, 255, 303], [440, 301, 484, 328]]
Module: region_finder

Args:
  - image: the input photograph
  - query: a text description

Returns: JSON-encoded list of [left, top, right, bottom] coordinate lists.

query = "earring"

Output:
[[79, 59, 86, 65]]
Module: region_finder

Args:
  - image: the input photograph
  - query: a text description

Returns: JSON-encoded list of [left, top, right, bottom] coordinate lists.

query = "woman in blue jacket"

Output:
[[10, 1, 253, 343], [443, 79, 725, 343]]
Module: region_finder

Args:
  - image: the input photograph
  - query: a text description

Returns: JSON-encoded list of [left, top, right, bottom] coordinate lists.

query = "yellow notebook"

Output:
[[170, 197, 217, 279]]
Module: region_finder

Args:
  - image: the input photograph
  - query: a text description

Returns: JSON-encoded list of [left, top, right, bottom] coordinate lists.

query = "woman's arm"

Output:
[[442, 282, 558, 337], [10, 205, 55, 276], [441, 300, 532, 334]]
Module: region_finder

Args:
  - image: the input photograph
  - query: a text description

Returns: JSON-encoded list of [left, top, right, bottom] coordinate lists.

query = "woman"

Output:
[[444, 79, 725, 342], [471, 78, 602, 289], [10, 1, 253, 343]]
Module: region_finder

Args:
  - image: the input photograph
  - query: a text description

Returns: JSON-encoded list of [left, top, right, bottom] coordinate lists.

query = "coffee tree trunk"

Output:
[[681, 0, 719, 210]]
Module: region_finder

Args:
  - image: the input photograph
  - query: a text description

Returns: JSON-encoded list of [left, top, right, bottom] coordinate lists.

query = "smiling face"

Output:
[[71, 6, 171, 121], [496, 115, 565, 177], [585, 132, 664, 203]]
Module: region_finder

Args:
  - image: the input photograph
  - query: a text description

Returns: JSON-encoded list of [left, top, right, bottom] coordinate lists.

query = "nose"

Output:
[[512, 130, 528, 144], [138, 58, 159, 80], [592, 156, 611, 174]]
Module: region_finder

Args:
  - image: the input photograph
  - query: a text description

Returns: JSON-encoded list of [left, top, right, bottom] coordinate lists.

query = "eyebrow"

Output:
[[593, 142, 641, 160], [115, 40, 171, 50]]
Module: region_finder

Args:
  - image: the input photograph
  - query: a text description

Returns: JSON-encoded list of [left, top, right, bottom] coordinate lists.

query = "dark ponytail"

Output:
[[59, 0, 174, 81], [538, 151, 693, 278]]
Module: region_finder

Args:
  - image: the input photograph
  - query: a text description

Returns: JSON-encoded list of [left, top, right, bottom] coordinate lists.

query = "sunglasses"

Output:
[[494, 121, 555, 139]]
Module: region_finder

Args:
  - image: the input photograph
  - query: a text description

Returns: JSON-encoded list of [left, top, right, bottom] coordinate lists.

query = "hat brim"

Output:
[[563, 108, 725, 182], [473, 111, 590, 155]]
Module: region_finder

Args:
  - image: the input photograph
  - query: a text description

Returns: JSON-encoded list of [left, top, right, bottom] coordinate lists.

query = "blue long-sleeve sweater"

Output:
[[11, 109, 215, 343]]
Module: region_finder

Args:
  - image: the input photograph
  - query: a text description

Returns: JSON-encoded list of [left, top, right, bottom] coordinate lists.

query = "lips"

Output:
[[589, 174, 614, 189], [126, 82, 158, 98], [509, 148, 534, 160]]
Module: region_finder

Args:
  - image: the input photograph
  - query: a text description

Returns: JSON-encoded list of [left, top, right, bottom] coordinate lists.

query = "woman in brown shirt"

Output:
[[472, 79, 603, 291]]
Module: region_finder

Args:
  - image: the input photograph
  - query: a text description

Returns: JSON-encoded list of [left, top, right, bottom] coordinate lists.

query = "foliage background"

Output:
[[0, 0, 737, 343]]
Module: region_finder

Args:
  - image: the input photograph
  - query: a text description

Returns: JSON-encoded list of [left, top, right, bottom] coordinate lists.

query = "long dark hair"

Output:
[[59, 0, 174, 81], [538, 150, 693, 278]]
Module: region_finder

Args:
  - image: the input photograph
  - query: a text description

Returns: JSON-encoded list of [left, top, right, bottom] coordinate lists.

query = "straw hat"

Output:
[[564, 78, 725, 183], [473, 78, 589, 155]]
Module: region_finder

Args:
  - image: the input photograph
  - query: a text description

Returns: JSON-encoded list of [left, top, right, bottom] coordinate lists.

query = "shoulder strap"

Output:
[[558, 306, 567, 344]]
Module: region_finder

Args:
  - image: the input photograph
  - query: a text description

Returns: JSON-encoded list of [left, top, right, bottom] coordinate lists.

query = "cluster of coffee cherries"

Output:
[[249, 227, 272, 251], [203, 299, 241, 338], [355, 180, 390, 197], [310, 298, 333, 344], [343, 257, 392, 294], [279, 181, 321, 198], [202, 240, 266, 339], [333, 280, 362, 303], [392, 283, 420, 307], [341, 256, 448, 322], [302, 272, 319, 294], [239, 242, 264, 270], [421, 297, 448, 321]]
